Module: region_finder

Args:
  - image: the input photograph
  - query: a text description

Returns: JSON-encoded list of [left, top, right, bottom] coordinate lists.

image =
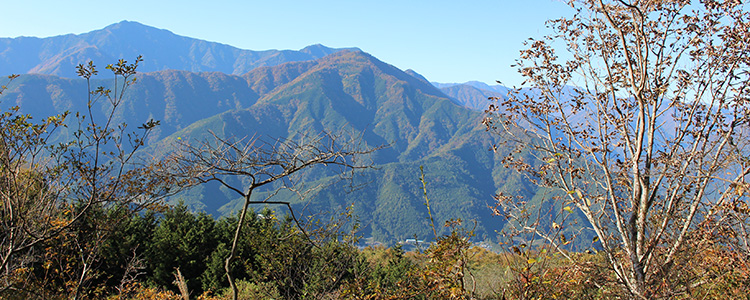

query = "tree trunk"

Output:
[[226, 188, 253, 300]]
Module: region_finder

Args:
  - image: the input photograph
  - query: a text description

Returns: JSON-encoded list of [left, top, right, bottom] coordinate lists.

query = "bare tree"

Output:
[[484, 0, 750, 298], [155, 129, 377, 300]]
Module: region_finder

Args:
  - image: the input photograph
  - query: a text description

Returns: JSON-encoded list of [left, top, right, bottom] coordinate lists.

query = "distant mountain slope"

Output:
[[0, 70, 261, 143], [151, 50, 541, 243], [0, 21, 357, 78], [428, 81, 510, 111], [439, 84, 506, 111], [432, 81, 509, 93]]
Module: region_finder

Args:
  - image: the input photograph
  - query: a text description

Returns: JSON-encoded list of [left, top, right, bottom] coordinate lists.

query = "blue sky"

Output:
[[1, 0, 573, 86]]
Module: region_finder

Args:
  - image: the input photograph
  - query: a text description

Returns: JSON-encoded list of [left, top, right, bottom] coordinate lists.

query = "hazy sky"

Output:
[[1, 0, 573, 86]]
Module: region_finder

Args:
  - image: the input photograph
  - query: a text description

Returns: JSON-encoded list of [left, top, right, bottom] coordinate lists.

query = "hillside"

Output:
[[149, 50, 541, 243], [0, 70, 261, 143]]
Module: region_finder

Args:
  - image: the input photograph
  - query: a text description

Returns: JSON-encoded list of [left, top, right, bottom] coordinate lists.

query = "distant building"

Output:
[[400, 238, 425, 245]]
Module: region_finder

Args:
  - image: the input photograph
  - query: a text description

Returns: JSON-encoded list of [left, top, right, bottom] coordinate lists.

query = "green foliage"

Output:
[[367, 245, 419, 291], [93, 204, 364, 299], [146, 203, 219, 294], [97, 208, 158, 290]]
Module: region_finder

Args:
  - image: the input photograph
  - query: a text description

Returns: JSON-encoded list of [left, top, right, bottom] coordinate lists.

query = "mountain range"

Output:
[[0, 20, 357, 78], [0, 21, 544, 244]]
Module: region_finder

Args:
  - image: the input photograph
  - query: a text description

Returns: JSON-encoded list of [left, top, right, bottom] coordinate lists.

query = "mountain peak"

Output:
[[103, 20, 149, 29], [252, 48, 456, 122], [300, 44, 334, 56], [300, 44, 361, 57], [99, 20, 174, 35]]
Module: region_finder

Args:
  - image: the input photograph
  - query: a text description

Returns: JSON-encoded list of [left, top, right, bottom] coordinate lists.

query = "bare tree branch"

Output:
[[153, 128, 381, 300]]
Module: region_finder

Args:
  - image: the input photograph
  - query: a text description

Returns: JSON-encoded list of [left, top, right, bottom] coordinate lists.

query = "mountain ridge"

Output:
[[0, 20, 359, 78]]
